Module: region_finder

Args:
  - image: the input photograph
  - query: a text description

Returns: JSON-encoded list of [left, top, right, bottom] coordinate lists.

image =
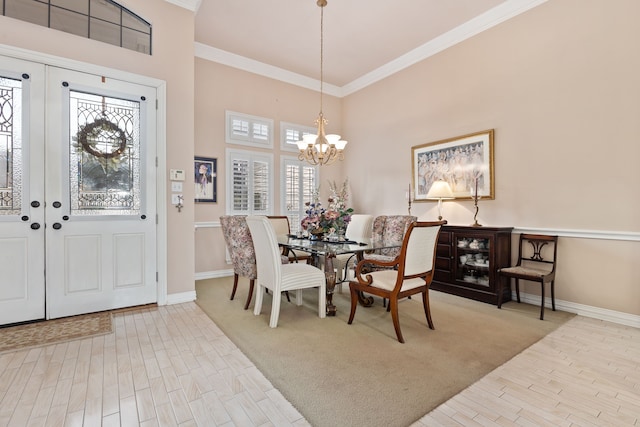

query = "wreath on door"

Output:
[[77, 117, 128, 159]]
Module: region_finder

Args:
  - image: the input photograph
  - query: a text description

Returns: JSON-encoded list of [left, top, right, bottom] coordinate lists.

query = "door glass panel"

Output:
[[69, 91, 141, 216], [0, 76, 22, 215]]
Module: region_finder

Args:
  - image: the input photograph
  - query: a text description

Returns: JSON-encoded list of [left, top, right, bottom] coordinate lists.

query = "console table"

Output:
[[431, 225, 513, 305]]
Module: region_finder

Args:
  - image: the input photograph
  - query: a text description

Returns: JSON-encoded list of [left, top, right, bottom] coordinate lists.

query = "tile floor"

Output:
[[0, 302, 638, 426]]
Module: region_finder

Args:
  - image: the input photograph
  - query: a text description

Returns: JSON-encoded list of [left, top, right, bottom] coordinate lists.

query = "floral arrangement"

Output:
[[300, 180, 353, 237]]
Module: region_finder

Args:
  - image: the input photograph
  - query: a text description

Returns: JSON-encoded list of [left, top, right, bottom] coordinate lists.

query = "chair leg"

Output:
[[243, 279, 255, 310], [389, 296, 405, 343], [269, 292, 282, 328], [285, 291, 291, 302], [539, 280, 545, 320], [515, 279, 521, 303], [347, 285, 358, 324], [550, 280, 556, 311], [497, 276, 504, 308], [230, 274, 239, 300], [422, 290, 434, 330], [253, 284, 264, 316], [318, 285, 326, 319]]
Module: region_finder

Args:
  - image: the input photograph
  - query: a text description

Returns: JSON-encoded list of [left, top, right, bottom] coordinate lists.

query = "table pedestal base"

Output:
[[325, 271, 337, 316]]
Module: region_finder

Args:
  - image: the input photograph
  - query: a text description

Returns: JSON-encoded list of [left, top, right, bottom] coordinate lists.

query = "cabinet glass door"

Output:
[[455, 236, 491, 286]]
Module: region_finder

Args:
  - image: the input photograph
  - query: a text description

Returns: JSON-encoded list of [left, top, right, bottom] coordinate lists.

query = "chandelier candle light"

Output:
[[296, 0, 348, 166]]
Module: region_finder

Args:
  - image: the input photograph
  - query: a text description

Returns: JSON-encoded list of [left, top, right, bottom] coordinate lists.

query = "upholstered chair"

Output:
[[348, 221, 446, 343], [220, 215, 289, 310], [328, 214, 374, 290], [267, 216, 312, 264], [247, 215, 326, 328], [363, 215, 417, 267]]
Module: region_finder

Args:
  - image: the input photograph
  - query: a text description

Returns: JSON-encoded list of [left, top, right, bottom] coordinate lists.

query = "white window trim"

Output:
[[280, 155, 318, 233], [225, 148, 274, 215], [226, 110, 274, 148], [280, 121, 316, 153]]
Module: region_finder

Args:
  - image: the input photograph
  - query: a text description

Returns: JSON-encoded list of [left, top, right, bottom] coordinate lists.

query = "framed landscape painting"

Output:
[[194, 156, 217, 203], [411, 129, 495, 201]]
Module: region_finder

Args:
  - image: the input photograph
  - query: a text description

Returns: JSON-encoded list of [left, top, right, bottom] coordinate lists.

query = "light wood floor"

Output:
[[0, 301, 638, 426]]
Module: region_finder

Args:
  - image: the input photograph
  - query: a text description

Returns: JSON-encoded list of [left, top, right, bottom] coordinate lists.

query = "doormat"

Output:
[[0, 311, 113, 353]]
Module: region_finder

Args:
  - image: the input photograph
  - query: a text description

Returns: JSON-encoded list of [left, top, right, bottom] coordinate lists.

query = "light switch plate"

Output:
[[171, 194, 183, 205], [170, 169, 185, 181], [171, 181, 183, 192]]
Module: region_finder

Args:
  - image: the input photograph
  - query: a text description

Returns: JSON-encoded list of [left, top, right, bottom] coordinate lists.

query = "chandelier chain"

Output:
[[296, 0, 347, 166], [319, 2, 324, 115]]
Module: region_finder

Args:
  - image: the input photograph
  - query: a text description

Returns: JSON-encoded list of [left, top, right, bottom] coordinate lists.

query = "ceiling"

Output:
[[193, 0, 545, 95]]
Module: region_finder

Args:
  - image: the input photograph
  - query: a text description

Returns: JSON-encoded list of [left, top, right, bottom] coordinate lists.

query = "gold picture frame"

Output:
[[411, 129, 494, 201]]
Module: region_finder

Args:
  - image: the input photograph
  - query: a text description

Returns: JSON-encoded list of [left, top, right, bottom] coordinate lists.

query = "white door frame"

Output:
[[0, 43, 168, 306]]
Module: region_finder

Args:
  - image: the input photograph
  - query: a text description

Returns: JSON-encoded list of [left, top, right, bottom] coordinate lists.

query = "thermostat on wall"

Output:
[[170, 169, 185, 181]]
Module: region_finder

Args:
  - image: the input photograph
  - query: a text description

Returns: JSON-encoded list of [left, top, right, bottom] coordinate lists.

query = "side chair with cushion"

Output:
[[348, 220, 446, 343], [267, 215, 312, 264], [330, 214, 374, 291], [497, 234, 558, 320], [220, 215, 289, 310], [247, 215, 326, 328], [363, 215, 418, 268]]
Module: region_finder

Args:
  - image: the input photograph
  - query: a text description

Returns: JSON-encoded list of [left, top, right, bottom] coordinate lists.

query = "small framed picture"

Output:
[[194, 156, 217, 203]]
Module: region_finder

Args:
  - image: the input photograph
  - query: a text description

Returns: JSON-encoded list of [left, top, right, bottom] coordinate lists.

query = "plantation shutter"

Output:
[[226, 149, 273, 215], [281, 157, 317, 233]]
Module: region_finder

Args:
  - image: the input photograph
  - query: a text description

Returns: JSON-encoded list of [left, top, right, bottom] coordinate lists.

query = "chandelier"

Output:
[[296, 0, 347, 166]]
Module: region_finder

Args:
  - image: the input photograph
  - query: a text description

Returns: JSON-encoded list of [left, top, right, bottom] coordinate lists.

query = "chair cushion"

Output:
[[365, 270, 427, 292], [500, 265, 550, 279]]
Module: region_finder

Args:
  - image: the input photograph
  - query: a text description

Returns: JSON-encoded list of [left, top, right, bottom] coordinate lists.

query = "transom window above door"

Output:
[[1, 0, 152, 54]]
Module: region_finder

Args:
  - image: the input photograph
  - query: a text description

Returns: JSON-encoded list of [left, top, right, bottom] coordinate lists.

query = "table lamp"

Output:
[[426, 180, 454, 220]]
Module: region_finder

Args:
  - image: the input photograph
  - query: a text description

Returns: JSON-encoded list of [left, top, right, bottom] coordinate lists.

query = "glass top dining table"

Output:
[[276, 234, 388, 257], [276, 234, 400, 316]]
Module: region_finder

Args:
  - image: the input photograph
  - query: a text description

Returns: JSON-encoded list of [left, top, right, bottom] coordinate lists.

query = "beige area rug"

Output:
[[0, 311, 113, 353], [196, 277, 574, 427]]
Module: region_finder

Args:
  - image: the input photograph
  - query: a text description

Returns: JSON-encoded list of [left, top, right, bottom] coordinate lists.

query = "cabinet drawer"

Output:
[[435, 256, 451, 271], [438, 230, 452, 244]]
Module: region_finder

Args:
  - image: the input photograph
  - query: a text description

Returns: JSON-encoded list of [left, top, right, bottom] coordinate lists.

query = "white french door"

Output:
[[0, 57, 46, 325], [0, 56, 158, 324]]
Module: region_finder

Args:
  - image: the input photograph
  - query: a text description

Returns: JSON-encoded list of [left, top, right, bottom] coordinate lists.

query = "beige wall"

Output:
[[193, 59, 343, 273], [341, 0, 640, 315], [0, 0, 196, 298]]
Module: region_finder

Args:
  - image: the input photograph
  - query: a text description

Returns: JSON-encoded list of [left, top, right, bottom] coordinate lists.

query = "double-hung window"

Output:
[[281, 156, 318, 234], [226, 149, 273, 215]]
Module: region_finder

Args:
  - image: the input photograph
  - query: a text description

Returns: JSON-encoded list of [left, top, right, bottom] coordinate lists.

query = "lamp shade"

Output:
[[426, 180, 454, 199]]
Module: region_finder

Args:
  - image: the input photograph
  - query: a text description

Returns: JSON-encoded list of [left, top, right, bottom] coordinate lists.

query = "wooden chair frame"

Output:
[[497, 234, 558, 320], [348, 221, 446, 343]]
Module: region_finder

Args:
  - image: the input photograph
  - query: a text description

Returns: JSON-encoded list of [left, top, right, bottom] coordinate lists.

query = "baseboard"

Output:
[[195, 269, 234, 281], [165, 290, 197, 305], [516, 291, 640, 328]]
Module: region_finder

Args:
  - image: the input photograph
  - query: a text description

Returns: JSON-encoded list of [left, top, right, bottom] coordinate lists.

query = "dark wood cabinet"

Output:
[[432, 225, 513, 305]]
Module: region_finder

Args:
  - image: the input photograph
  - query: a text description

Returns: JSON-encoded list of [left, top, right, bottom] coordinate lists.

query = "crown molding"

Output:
[[164, 0, 201, 13], [194, 0, 547, 97], [342, 0, 548, 96], [194, 43, 342, 98]]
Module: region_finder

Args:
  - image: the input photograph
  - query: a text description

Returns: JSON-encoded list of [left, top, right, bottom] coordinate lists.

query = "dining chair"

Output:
[[348, 220, 446, 343], [363, 215, 417, 268], [329, 214, 374, 290], [267, 215, 312, 264], [219, 215, 290, 310], [246, 215, 327, 328], [497, 234, 558, 320]]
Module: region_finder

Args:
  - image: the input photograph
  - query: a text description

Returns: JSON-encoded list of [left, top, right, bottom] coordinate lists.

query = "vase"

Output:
[[309, 229, 324, 241]]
